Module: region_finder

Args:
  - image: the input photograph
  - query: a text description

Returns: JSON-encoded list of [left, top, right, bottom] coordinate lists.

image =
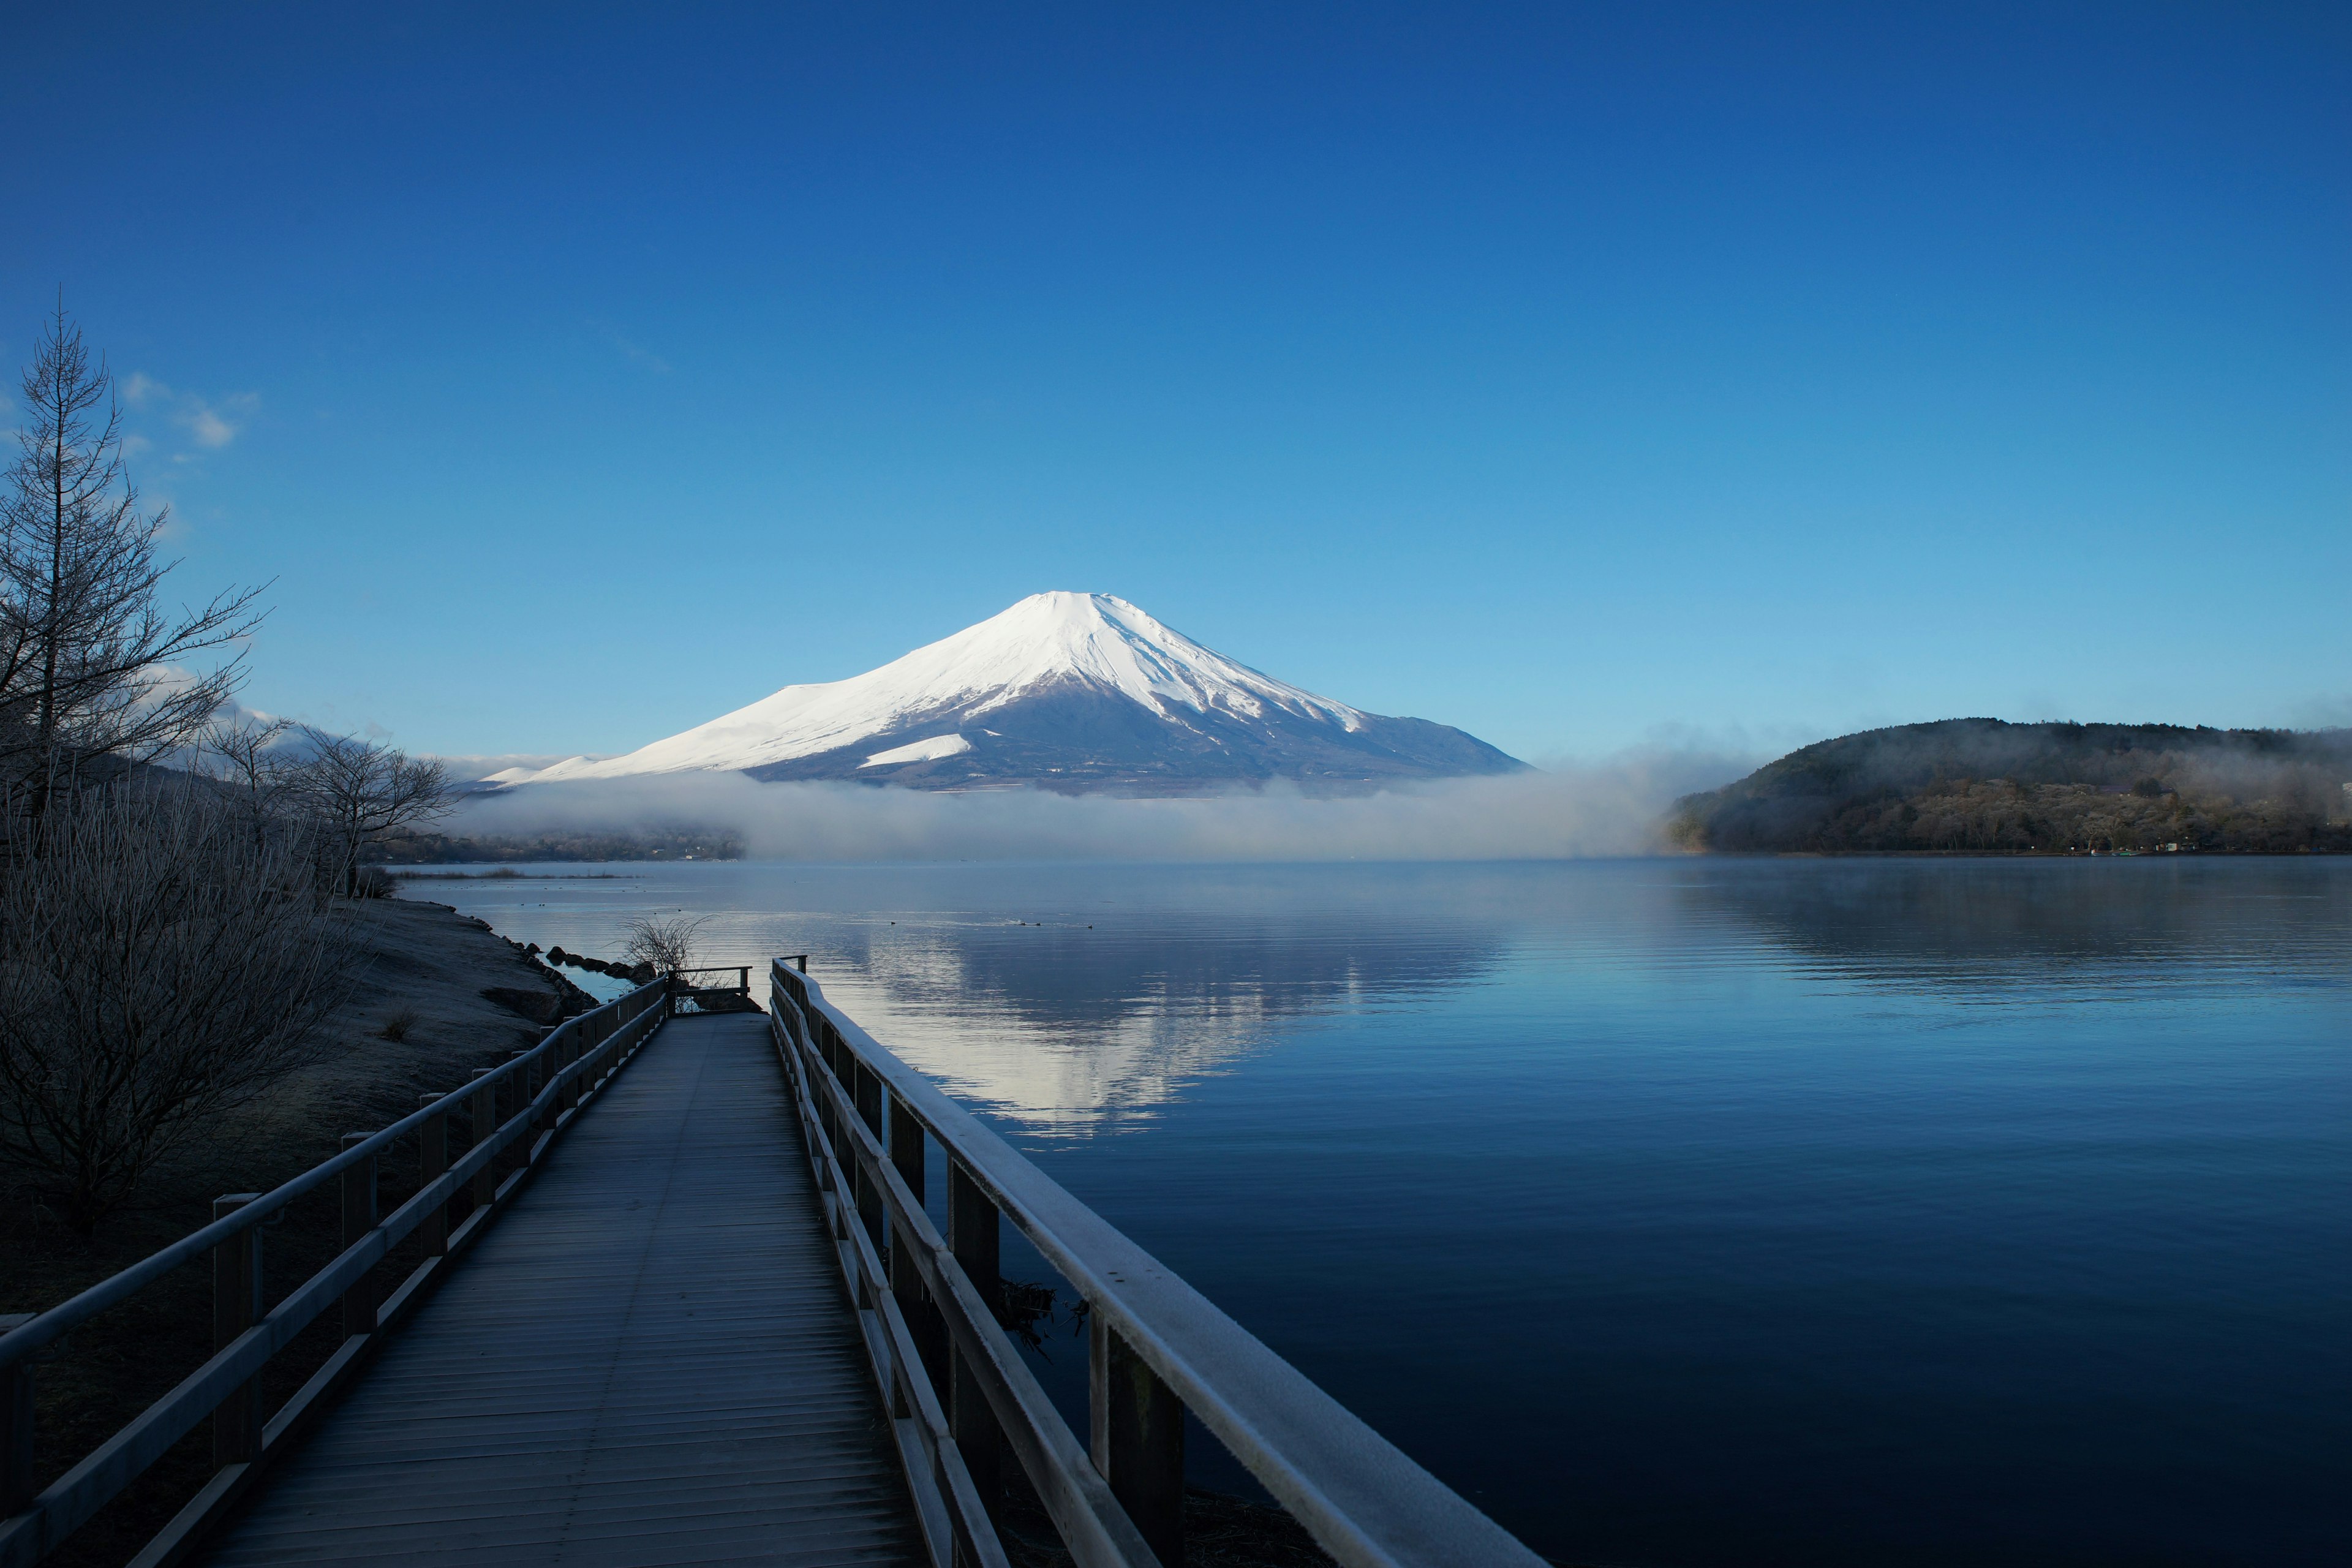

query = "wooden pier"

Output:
[[0, 964, 1544, 1568], [202, 1012, 918, 1567]]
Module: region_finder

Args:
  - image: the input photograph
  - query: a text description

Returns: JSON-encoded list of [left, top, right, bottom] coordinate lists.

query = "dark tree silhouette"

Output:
[[0, 786, 353, 1235], [1, 303, 265, 812], [296, 727, 456, 896]]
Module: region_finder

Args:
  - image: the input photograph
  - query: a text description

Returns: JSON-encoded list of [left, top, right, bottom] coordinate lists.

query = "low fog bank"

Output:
[[450, 749, 1755, 862]]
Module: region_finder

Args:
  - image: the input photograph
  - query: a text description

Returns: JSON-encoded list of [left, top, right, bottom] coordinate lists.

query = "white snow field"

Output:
[[859, 733, 975, 768], [530, 592, 1368, 780], [509, 591, 1521, 791]]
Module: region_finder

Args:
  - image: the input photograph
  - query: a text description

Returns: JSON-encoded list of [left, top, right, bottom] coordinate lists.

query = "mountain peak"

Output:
[[527, 593, 1521, 794], [913, 591, 1365, 730]]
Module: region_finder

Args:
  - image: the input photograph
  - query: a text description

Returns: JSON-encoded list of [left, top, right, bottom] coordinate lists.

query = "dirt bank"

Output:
[[0, 898, 590, 1568]]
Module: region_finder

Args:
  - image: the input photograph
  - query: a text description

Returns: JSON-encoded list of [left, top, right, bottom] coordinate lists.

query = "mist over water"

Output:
[[413, 856, 2351, 1567], [450, 747, 1754, 861]]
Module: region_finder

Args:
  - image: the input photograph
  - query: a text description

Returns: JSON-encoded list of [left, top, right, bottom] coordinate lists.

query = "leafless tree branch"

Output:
[[1, 303, 267, 813], [622, 914, 706, 976], [0, 784, 357, 1236]]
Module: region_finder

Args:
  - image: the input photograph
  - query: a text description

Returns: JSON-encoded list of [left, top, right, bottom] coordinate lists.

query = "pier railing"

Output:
[[769, 959, 1544, 1568], [669, 964, 760, 1014], [0, 979, 669, 1568]]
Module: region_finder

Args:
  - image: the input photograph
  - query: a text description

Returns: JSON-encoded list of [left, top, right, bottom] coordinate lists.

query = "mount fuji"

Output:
[[518, 592, 1525, 794]]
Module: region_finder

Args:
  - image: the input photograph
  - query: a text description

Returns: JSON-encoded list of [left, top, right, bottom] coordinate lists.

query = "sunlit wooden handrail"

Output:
[[769, 958, 1544, 1568]]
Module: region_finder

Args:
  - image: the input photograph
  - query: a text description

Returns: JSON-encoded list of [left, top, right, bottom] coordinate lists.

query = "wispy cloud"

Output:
[[181, 394, 257, 448], [593, 323, 671, 375], [123, 372, 259, 452]]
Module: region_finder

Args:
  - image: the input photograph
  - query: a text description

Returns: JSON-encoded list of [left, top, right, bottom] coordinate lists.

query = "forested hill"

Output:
[[1670, 720, 2352, 854]]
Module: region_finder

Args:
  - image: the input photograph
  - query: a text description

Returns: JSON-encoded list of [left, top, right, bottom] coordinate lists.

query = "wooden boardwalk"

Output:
[[200, 1013, 923, 1568]]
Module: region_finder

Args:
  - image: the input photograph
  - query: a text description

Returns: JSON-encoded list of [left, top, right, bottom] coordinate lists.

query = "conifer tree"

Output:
[[1, 302, 264, 810]]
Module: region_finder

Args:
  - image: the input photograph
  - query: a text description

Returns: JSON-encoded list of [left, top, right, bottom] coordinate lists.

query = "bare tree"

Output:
[[1, 304, 266, 809], [0, 786, 355, 1236], [622, 914, 706, 976], [195, 714, 301, 850], [295, 728, 454, 896]]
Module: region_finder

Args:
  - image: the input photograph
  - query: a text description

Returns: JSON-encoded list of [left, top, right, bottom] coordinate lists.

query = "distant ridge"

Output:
[[505, 592, 1525, 795], [1671, 719, 2352, 854]]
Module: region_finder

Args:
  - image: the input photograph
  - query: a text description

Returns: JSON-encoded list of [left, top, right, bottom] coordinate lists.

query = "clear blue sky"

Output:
[[6, 4, 2345, 769]]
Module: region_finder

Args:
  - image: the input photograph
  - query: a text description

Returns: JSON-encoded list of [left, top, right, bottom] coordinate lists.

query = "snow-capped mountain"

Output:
[[521, 592, 1523, 793]]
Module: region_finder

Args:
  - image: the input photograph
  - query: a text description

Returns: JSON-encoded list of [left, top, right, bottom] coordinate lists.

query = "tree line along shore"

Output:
[[1671, 720, 2352, 855]]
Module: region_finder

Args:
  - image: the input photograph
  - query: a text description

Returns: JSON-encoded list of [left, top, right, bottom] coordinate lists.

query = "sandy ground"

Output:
[[220, 897, 594, 1165]]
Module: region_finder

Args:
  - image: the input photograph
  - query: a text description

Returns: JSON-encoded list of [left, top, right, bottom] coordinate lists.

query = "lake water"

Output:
[[403, 858, 2350, 1567]]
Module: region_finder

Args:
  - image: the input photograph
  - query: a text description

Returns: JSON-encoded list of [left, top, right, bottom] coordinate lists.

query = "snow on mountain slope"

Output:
[[530, 592, 1523, 793], [859, 734, 974, 768]]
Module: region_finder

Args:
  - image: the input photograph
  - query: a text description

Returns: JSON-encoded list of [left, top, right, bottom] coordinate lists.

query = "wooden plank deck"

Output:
[[200, 1012, 924, 1568]]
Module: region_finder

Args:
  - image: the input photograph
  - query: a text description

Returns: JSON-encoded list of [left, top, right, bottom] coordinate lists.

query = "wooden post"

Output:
[[211, 1194, 263, 1467], [888, 1095, 948, 1400], [339, 1136, 377, 1338], [853, 1061, 886, 1251], [417, 1096, 448, 1258], [536, 1031, 562, 1134], [469, 1070, 497, 1208], [1, 1312, 32, 1520], [948, 1160, 1002, 1517], [1091, 1317, 1185, 1567], [556, 1028, 578, 1113]]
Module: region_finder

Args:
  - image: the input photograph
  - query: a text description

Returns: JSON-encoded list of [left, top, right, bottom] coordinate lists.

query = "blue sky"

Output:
[[6, 3, 2345, 769]]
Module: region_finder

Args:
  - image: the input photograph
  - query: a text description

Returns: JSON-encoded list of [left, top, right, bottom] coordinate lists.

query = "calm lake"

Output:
[[402, 858, 2350, 1567]]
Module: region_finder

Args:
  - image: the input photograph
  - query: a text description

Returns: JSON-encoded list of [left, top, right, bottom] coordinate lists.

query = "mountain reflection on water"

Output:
[[424, 857, 2350, 1131], [728, 864, 1520, 1136], [410, 857, 2351, 1567]]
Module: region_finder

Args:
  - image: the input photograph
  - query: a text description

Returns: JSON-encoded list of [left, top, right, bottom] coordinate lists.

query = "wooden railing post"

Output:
[[556, 1029, 578, 1114], [888, 1095, 948, 1401], [418, 1096, 448, 1258], [813, 1055, 841, 1208], [1, 1313, 32, 1519], [469, 1069, 497, 1209], [948, 1159, 1002, 1518], [536, 1032, 562, 1134], [339, 1135, 378, 1338], [1091, 1317, 1185, 1566], [853, 1061, 886, 1251], [211, 1194, 262, 1467]]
